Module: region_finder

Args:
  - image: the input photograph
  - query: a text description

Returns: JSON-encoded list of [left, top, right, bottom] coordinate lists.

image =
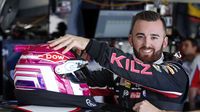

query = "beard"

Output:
[[133, 46, 163, 63]]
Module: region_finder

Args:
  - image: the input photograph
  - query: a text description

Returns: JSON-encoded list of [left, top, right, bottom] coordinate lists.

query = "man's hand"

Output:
[[48, 34, 90, 54], [133, 100, 163, 112]]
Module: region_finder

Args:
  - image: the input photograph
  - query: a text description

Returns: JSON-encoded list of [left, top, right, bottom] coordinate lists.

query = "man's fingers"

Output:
[[53, 38, 73, 50], [132, 105, 138, 111], [49, 35, 70, 47], [62, 41, 75, 54], [47, 38, 59, 43], [47, 34, 89, 54], [133, 102, 141, 111]]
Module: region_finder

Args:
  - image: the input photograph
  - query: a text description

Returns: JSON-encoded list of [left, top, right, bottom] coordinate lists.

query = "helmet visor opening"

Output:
[[61, 67, 88, 83]]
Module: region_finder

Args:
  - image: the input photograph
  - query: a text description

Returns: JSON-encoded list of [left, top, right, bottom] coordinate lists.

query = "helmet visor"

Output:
[[60, 67, 89, 83]]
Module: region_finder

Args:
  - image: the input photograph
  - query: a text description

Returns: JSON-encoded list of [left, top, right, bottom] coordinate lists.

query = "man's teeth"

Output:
[[143, 49, 152, 53]]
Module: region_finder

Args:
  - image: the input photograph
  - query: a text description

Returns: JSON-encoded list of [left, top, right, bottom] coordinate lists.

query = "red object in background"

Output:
[[191, 66, 200, 88]]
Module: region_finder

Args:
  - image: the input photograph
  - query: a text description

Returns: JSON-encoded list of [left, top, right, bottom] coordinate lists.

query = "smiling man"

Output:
[[48, 11, 188, 111]]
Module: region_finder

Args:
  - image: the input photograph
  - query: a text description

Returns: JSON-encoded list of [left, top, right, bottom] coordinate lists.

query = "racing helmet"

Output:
[[14, 44, 100, 108]]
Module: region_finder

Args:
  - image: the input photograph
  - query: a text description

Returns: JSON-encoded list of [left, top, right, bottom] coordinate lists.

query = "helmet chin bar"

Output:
[[55, 60, 88, 74]]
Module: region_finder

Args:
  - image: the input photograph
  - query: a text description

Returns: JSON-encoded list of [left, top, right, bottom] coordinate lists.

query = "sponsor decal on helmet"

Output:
[[86, 99, 97, 107], [55, 60, 88, 74], [38, 52, 69, 62]]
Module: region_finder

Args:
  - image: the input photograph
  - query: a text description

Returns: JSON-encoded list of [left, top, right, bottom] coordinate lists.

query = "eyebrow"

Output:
[[150, 34, 160, 37], [135, 33, 145, 36], [135, 33, 161, 37]]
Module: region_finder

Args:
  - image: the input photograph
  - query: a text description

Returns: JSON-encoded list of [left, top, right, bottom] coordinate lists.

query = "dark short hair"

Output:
[[129, 11, 166, 34], [182, 38, 198, 47]]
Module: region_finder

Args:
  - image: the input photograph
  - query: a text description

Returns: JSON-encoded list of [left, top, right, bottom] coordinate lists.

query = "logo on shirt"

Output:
[[110, 53, 152, 75], [123, 90, 129, 97], [130, 92, 141, 99]]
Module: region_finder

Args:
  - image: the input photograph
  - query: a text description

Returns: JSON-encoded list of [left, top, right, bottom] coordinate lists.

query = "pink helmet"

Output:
[[14, 44, 99, 108]]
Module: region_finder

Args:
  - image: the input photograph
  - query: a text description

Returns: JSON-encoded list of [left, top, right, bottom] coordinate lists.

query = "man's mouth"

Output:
[[140, 49, 153, 55]]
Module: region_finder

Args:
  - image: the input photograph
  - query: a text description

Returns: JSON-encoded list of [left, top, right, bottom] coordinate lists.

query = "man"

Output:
[[48, 11, 188, 111], [180, 38, 200, 109], [180, 38, 199, 82]]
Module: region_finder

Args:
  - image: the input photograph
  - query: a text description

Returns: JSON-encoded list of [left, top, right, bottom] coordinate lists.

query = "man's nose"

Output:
[[144, 37, 151, 47]]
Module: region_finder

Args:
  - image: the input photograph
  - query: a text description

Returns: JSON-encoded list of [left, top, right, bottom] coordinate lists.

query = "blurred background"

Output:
[[0, 0, 199, 111]]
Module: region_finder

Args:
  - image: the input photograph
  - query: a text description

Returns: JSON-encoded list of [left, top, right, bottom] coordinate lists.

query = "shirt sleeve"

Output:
[[86, 68, 114, 87]]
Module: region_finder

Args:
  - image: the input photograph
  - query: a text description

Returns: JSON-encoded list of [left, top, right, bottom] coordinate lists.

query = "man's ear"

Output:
[[128, 35, 133, 46], [163, 36, 168, 49], [194, 46, 198, 52]]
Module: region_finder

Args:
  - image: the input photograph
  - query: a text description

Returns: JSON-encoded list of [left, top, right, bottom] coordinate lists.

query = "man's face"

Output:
[[128, 20, 168, 63], [181, 40, 196, 56]]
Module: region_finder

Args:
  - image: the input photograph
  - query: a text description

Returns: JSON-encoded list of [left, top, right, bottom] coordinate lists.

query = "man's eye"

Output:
[[136, 35, 144, 39], [151, 36, 158, 40]]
